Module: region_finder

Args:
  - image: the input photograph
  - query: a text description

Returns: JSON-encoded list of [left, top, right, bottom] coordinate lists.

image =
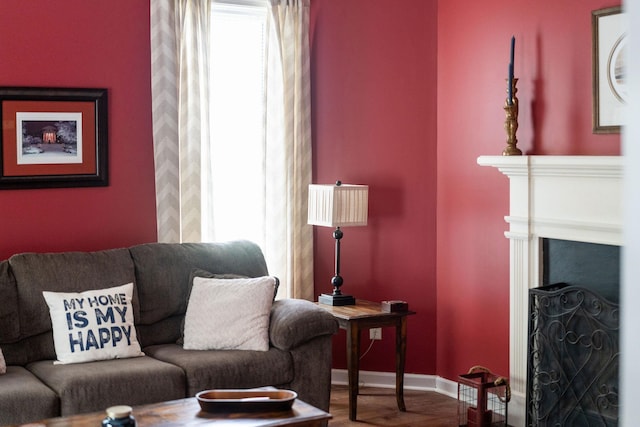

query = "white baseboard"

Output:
[[331, 369, 459, 400]]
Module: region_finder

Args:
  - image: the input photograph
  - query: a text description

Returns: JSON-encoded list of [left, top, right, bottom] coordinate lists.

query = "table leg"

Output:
[[395, 317, 408, 411], [346, 321, 360, 421]]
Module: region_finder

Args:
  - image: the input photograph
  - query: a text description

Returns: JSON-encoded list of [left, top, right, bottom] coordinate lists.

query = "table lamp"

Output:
[[308, 181, 368, 306]]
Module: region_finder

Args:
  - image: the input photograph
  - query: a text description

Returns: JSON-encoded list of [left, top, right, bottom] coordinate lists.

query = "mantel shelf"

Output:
[[477, 155, 623, 178]]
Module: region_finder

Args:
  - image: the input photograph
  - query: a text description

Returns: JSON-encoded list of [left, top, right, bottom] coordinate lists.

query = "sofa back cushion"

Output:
[[129, 241, 269, 347], [5, 249, 137, 364]]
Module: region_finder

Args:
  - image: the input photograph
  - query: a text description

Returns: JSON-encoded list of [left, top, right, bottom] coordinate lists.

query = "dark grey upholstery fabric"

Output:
[[144, 343, 293, 396], [136, 315, 184, 348], [1, 331, 56, 366], [0, 366, 59, 425], [9, 249, 137, 339], [27, 356, 185, 416], [269, 300, 337, 411], [269, 299, 338, 350], [287, 335, 334, 412], [0, 260, 19, 343]]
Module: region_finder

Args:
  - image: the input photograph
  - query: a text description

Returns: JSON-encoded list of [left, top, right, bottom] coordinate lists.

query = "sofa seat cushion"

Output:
[[27, 356, 185, 416], [144, 344, 294, 396], [0, 366, 59, 425]]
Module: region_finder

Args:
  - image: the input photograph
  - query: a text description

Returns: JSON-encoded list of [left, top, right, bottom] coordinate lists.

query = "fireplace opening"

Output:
[[527, 239, 620, 426], [542, 238, 620, 302]]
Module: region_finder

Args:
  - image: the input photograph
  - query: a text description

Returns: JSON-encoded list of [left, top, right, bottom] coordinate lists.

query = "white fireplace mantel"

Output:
[[477, 155, 623, 426]]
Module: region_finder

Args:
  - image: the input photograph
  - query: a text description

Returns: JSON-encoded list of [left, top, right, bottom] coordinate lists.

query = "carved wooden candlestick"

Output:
[[503, 78, 521, 156]]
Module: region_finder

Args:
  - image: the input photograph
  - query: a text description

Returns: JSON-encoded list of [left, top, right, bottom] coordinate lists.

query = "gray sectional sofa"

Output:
[[0, 240, 338, 426]]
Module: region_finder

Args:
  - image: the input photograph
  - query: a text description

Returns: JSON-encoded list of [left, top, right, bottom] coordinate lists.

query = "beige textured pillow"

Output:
[[43, 283, 144, 364], [183, 276, 276, 351]]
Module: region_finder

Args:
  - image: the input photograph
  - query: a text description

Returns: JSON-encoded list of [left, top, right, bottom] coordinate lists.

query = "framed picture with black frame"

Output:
[[0, 87, 108, 189], [592, 6, 627, 134]]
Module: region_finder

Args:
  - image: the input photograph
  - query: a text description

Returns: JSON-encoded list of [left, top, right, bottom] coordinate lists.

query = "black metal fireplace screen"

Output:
[[526, 283, 619, 426]]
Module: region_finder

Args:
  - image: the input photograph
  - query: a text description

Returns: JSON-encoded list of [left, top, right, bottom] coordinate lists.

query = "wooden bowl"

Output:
[[196, 389, 297, 413]]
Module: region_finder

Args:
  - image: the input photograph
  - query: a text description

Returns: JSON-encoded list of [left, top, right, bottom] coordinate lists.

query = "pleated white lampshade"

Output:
[[307, 183, 368, 228]]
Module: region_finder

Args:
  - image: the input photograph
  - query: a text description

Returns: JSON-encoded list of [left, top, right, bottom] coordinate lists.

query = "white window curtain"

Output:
[[150, 0, 314, 300]]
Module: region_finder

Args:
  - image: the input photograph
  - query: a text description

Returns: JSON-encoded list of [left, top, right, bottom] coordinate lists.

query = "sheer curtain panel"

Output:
[[265, 0, 313, 300], [150, 0, 211, 243]]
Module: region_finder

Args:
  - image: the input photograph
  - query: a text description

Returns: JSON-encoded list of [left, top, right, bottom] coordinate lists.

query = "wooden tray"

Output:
[[196, 389, 297, 413]]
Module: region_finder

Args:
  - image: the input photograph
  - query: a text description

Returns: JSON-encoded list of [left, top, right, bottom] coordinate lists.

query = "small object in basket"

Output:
[[196, 388, 297, 413], [381, 300, 408, 312]]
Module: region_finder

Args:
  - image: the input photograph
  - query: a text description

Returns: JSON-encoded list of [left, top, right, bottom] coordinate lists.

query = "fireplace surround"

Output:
[[477, 155, 623, 426]]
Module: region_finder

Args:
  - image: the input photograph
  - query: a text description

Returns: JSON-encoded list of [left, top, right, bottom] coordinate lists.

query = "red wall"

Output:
[[437, 0, 621, 381], [310, 0, 439, 373], [0, 1, 157, 260], [0, 0, 623, 383], [312, 0, 622, 382]]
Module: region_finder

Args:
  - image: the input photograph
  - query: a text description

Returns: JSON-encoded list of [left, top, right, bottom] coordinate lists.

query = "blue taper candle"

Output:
[[510, 36, 515, 70], [508, 36, 515, 105]]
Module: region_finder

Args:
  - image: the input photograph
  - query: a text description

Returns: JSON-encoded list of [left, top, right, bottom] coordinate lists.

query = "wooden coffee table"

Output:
[[15, 396, 331, 427]]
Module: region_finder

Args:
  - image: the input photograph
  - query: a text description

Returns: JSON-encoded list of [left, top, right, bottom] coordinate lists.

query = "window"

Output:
[[202, 1, 269, 249], [151, 0, 313, 299]]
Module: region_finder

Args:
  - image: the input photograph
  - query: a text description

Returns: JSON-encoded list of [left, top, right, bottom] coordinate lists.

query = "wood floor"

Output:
[[328, 384, 459, 426]]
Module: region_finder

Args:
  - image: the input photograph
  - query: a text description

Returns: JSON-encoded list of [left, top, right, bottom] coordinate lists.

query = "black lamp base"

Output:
[[318, 293, 356, 306]]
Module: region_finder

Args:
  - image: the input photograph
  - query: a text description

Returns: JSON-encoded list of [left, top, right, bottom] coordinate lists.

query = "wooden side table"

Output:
[[317, 300, 416, 421]]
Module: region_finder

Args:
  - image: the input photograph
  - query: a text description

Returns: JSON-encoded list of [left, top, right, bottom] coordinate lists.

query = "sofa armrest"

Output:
[[269, 299, 338, 351]]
